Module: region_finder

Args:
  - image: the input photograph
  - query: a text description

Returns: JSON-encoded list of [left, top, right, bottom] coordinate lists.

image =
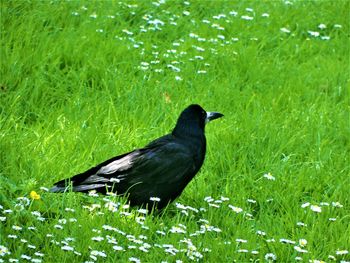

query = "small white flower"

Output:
[[37, 216, 46, 222], [91, 250, 106, 257], [17, 197, 30, 206], [139, 246, 149, 252], [265, 253, 277, 261], [256, 230, 266, 236], [310, 205, 322, 213], [122, 29, 133, 35], [122, 204, 130, 209], [113, 245, 124, 251], [167, 64, 181, 72], [263, 173, 275, 180], [228, 205, 243, 213], [294, 246, 308, 253], [61, 245, 74, 251], [0, 245, 10, 256], [137, 209, 148, 214], [58, 219, 67, 224], [54, 224, 63, 230], [336, 250, 348, 255], [331, 201, 343, 208], [236, 238, 247, 243], [318, 24, 327, 29], [91, 236, 104, 242], [213, 14, 226, 20], [65, 237, 75, 242], [21, 254, 31, 260], [308, 31, 320, 37], [195, 46, 205, 52], [297, 222, 307, 227], [12, 225, 22, 231], [204, 196, 214, 202], [129, 257, 141, 263], [220, 196, 230, 201], [148, 19, 165, 27], [27, 244, 36, 249], [328, 255, 336, 260], [156, 230, 166, 236], [34, 252, 44, 257], [88, 190, 99, 197], [89, 13, 97, 19], [241, 15, 253, 21], [169, 226, 186, 234], [299, 239, 307, 247], [280, 27, 291, 33], [217, 35, 225, 40], [31, 211, 41, 217], [301, 202, 310, 208]]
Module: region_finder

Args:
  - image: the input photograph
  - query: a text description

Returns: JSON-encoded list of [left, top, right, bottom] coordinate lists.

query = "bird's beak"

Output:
[[206, 111, 224, 123]]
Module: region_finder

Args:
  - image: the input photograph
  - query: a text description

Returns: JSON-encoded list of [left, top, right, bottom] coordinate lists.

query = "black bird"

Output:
[[50, 104, 223, 209]]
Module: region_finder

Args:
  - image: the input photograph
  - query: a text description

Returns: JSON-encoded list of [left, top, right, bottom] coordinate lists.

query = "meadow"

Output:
[[0, 0, 349, 262]]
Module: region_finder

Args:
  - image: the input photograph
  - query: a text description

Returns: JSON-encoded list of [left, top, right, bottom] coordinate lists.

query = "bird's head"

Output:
[[173, 104, 224, 137]]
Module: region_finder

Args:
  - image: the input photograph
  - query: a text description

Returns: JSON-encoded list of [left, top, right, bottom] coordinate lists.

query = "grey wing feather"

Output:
[[97, 152, 138, 175], [80, 151, 141, 185]]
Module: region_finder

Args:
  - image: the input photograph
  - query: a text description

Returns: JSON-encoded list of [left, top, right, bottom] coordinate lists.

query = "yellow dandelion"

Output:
[[30, 191, 40, 200]]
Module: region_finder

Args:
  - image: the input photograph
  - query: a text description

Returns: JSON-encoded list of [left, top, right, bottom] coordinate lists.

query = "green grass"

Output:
[[1, 0, 349, 262]]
